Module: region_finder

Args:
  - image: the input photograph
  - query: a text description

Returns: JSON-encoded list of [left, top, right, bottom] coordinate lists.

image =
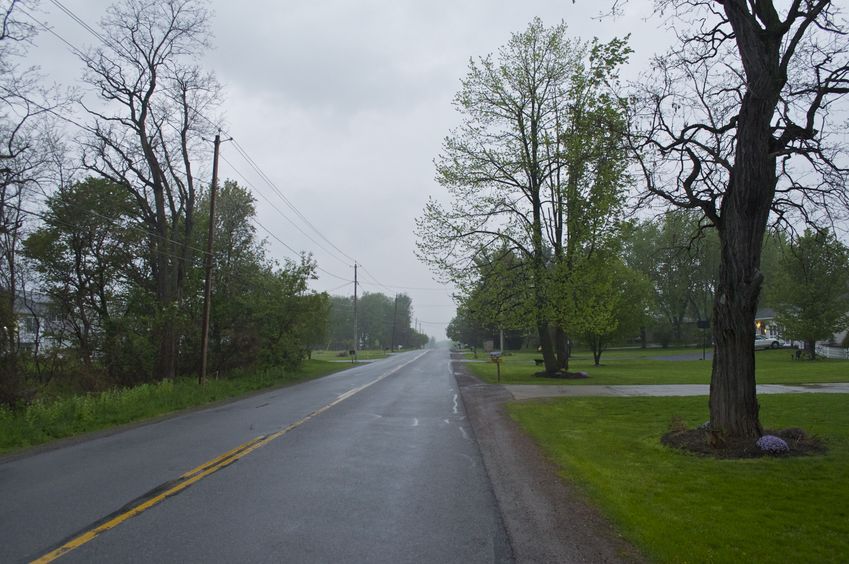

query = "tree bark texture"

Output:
[[709, 89, 777, 439]]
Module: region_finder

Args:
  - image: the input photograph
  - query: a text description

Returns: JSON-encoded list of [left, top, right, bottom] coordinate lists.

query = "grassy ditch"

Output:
[[465, 348, 849, 385], [310, 349, 396, 362], [508, 394, 849, 563], [0, 360, 350, 455]]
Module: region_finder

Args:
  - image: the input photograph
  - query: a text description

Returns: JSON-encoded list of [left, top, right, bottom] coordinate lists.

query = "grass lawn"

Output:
[[508, 394, 849, 563], [465, 348, 849, 385], [0, 360, 351, 455]]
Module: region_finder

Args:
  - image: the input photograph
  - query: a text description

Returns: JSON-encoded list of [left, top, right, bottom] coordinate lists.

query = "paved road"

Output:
[[0, 350, 511, 563]]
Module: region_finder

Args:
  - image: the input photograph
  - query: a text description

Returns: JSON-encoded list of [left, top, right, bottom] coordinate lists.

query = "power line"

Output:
[[29, 2, 359, 274], [357, 280, 451, 292], [20, 0, 433, 297], [230, 139, 356, 264], [322, 280, 354, 294], [46, 0, 109, 45], [10, 201, 207, 263], [219, 152, 351, 269], [250, 217, 351, 283]]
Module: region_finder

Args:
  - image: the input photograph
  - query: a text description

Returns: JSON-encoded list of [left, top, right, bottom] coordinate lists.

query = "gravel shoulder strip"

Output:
[[452, 355, 645, 563]]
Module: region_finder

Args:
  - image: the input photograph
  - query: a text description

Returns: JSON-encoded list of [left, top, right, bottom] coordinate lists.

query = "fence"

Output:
[[815, 344, 849, 360]]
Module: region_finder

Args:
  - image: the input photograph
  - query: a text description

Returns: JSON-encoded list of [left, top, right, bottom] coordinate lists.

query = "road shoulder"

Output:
[[453, 355, 645, 563]]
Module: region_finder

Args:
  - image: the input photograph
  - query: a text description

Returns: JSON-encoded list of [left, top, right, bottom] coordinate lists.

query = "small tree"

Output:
[[771, 229, 849, 358], [552, 249, 650, 365]]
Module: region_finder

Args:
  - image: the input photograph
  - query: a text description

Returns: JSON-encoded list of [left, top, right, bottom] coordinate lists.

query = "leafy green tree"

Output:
[[357, 292, 393, 349], [23, 177, 141, 374], [770, 230, 849, 358], [416, 18, 630, 374], [458, 248, 535, 338], [552, 246, 651, 365], [186, 181, 327, 373], [325, 292, 419, 351], [325, 295, 354, 350], [622, 212, 720, 346], [392, 294, 416, 349], [253, 257, 326, 370], [446, 305, 491, 349]]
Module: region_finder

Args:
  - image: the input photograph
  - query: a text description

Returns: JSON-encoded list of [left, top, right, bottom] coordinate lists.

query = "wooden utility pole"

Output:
[[199, 133, 221, 384], [391, 293, 398, 352], [353, 263, 358, 362]]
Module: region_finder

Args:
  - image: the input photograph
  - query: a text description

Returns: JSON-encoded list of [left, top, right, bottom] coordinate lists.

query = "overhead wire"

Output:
[[229, 139, 356, 264], [25, 2, 359, 276], [251, 217, 351, 283], [218, 152, 352, 269], [9, 201, 207, 264], [20, 0, 447, 301]]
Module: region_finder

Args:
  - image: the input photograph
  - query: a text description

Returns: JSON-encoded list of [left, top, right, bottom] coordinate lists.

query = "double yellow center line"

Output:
[[33, 351, 428, 563]]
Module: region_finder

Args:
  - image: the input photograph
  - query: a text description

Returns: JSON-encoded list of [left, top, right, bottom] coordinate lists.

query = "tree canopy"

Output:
[[417, 18, 631, 374]]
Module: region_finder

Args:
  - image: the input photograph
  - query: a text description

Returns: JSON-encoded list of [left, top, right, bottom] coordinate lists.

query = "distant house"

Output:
[[757, 306, 849, 347], [754, 308, 782, 339], [12, 293, 66, 351]]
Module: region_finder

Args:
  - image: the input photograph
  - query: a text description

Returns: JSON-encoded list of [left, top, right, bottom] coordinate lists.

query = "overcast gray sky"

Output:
[[24, 0, 666, 339]]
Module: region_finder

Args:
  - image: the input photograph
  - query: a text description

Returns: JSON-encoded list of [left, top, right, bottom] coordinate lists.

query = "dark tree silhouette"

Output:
[[627, 0, 849, 439]]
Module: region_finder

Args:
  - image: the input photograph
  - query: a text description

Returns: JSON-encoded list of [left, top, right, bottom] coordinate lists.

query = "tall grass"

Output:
[[0, 361, 348, 454]]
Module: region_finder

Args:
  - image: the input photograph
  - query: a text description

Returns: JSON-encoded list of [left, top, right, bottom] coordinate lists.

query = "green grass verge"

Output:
[[310, 349, 395, 362], [0, 360, 350, 455], [466, 348, 849, 385], [508, 394, 849, 563]]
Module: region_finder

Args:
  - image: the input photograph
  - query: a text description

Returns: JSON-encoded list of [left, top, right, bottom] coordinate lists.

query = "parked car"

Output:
[[754, 335, 782, 350]]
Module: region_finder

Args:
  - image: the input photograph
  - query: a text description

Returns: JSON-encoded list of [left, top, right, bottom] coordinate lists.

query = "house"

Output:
[[754, 308, 783, 339], [757, 307, 849, 348], [10, 293, 66, 351]]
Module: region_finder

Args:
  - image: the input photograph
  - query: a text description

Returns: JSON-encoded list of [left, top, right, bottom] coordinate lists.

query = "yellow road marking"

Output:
[[32, 351, 429, 563]]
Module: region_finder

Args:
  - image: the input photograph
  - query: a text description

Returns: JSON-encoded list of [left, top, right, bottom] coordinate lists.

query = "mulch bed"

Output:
[[662, 427, 827, 459]]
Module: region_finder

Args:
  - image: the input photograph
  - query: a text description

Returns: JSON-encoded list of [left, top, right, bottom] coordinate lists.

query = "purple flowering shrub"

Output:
[[756, 434, 790, 454]]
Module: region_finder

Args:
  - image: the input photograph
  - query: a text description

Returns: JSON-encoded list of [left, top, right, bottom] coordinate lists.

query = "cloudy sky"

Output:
[[23, 0, 667, 339]]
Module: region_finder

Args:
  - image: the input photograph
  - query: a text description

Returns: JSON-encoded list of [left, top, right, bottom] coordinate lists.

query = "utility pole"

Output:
[[200, 133, 221, 385], [353, 263, 358, 362], [391, 293, 398, 352]]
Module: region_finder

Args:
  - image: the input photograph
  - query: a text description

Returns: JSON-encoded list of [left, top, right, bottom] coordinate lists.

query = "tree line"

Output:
[[324, 292, 429, 352], [0, 0, 424, 406], [448, 209, 849, 362]]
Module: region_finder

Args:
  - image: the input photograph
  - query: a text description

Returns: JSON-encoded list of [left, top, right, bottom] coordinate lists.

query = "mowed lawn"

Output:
[[465, 347, 849, 385], [509, 394, 849, 563]]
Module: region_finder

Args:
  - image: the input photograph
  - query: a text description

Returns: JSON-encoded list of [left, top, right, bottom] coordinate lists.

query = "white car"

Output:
[[754, 335, 782, 350]]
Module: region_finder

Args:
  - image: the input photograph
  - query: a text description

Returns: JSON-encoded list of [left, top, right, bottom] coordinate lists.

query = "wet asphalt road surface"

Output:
[[0, 350, 511, 563]]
